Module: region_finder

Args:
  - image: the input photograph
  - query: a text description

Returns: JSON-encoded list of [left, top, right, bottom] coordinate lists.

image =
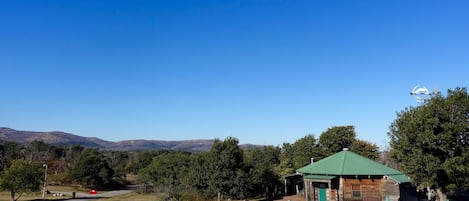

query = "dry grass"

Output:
[[0, 191, 72, 201], [98, 192, 159, 201], [0, 185, 89, 201], [1, 186, 303, 201]]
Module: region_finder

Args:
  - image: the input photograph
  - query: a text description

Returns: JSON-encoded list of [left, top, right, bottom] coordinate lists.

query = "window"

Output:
[[352, 184, 361, 198]]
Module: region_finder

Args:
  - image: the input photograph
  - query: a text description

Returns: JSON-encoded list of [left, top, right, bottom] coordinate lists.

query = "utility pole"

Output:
[[42, 164, 48, 197]]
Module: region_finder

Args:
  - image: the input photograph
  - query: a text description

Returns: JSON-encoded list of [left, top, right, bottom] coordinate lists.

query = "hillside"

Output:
[[0, 127, 259, 152]]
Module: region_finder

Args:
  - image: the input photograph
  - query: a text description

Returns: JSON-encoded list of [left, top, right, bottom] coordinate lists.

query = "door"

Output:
[[319, 188, 326, 201]]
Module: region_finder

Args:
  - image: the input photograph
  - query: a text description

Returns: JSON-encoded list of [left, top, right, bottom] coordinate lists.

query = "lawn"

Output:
[[0, 191, 72, 201], [0, 185, 87, 201], [1, 186, 288, 201]]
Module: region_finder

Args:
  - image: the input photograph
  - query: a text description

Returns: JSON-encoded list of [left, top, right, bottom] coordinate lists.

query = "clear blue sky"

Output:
[[1, 0, 468, 149]]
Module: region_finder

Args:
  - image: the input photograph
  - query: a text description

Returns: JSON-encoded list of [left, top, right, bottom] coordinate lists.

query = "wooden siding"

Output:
[[342, 178, 381, 201], [304, 176, 402, 201]]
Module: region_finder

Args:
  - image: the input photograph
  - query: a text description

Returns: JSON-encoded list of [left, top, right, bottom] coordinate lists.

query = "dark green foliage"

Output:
[[0, 141, 20, 170], [276, 142, 295, 177], [276, 134, 320, 177], [106, 151, 129, 183], [127, 150, 169, 175], [70, 149, 114, 189], [188, 152, 217, 196], [139, 152, 192, 201], [0, 159, 44, 201], [187, 142, 283, 200], [245, 146, 282, 200], [350, 139, 380, 161], [210, 137, 247, 200], [389, 87, 469, 194], [318, 126, 356, 157], [292, 135, 319, 168]]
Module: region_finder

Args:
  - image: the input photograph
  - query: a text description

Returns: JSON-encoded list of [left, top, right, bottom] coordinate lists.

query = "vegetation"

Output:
[[70, 149, 114, 189], [136, 127, 379, 201], [0, 127, 382, 201], [2, 86, 469, 200], [139, 152, 192, 200], [389, 87, 469, 199], [0, 159, 43, 201], [0, 115, 390, 201]]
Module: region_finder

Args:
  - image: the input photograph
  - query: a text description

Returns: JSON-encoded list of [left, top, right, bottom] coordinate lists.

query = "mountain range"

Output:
[[0, 127, 259, 152]]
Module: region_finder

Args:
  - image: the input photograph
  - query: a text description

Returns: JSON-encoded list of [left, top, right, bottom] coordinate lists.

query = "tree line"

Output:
[[0, 125, 378, 201], [138, 128, 379, 201], [1, 87, 468, 201]]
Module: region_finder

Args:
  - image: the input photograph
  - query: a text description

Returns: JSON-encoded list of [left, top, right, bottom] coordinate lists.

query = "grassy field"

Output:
[[1, 186, 277, 201], [0, 191, 72, 201], [0, 186, 159, 201], [0, 185, 88, 201]]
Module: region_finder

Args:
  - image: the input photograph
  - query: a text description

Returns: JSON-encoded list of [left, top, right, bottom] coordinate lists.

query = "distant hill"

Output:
[[0, 127, 261, 152]]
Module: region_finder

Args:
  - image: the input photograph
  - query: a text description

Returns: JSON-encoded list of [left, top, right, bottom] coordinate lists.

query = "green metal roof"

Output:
[[304, 175, 337, 180], [297, 150, 411, 183], [388, 174, 411, 183]]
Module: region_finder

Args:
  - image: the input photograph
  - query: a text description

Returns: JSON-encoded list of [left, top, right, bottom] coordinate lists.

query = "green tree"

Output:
[[210, 137, 247, 200], [275, 143, 295, 177], [0, 159, 43, 201], [389, 87, 469, 197], [128, 150, 168, 175], [318, 126, 356, 157], [245, 146, 282, 199], [291, 134, 319, 168], [70, 149, 114, 189], [139, 152, 191, 201], [276, 135, 320, 177], [106, 151, 129, 183], [350, 139, 380, 160], [188, 151, 217, 197]]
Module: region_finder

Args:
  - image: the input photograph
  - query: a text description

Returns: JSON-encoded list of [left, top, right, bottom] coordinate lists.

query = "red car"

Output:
[[89, 189, 98, 194]]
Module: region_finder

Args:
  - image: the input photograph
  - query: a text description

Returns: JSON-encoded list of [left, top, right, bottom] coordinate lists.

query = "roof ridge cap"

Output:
[[340, 150, 347, 174]]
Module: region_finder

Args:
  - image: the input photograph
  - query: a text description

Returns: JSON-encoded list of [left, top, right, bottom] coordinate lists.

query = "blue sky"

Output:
[[1, 0, 468, 148]]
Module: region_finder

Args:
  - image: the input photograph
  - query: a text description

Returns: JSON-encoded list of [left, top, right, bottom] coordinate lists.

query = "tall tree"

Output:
[[139, 152, 191, 201], [291, 134, 319, 168], [318, 126, 356, 157], [350, 139, 380, 161], [389, 87, 469, 198], [276, 143, 295, 177], [276, 135, 320, 177], [0, 159, 44, 201], [70, 149, 114, 189], [210, 137, 247, 200], [106, 151, 129, 183], [245, 146, 282, 199]]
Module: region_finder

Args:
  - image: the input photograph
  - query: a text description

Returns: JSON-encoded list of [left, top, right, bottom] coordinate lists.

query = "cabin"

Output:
[[296, 148, 418, 201]]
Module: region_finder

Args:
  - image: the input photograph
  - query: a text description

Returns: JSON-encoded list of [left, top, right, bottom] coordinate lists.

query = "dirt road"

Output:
[[53, 189, 132, 201]]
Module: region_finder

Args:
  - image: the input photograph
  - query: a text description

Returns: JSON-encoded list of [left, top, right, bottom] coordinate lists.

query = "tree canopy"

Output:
[[210, 137, 247, 200], [139, 152, 192, 201], [0, 159, 44, 201], [389, 87, 469, 195], [70, 149, 114, 189], [318, 125, 356, 157]]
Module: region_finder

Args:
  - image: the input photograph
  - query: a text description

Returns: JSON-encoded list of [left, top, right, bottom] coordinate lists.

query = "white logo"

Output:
[[410, 85, 431, 103]]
